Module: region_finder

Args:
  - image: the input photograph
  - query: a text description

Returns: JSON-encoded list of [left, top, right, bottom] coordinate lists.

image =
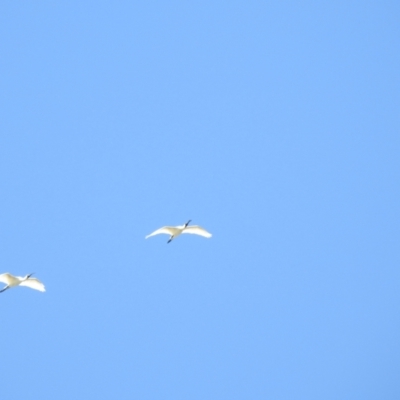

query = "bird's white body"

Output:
[[146, 220, 212, 243], [0, 273, 45, 293]]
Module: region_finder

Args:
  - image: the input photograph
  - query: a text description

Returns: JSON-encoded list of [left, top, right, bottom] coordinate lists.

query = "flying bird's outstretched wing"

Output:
[[145, 226, 181, 239], [182, 225, 212, 238], [19, 278, 46, 292], [0, 273, 18, 285]]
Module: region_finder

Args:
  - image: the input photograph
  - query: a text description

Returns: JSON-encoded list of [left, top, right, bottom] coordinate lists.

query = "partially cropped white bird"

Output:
[[0, 273, 45, 293], [146, 220, 212, 243]]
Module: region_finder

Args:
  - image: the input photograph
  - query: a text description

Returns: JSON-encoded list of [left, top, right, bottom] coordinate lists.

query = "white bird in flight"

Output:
[[0, 273, 45, 293], [146, 220, 212, 243]]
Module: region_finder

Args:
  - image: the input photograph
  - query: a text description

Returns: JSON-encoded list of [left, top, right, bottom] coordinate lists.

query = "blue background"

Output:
[[1, 2, 399, 399]]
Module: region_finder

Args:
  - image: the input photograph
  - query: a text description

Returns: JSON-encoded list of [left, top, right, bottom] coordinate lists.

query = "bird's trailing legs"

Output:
[[0, 285, 10, 293], [167, 236, 174, 244]]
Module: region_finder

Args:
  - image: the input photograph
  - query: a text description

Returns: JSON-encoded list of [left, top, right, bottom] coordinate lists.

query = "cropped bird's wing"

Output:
[[146, 226, 180, 239], [182, 226, 212, 238], [19, 278, 46, 292], [0, 273, 17, 285]]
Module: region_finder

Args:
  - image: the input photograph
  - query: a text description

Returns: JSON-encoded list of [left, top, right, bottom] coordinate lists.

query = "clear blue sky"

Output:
[[1, 2, 399, 399]]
